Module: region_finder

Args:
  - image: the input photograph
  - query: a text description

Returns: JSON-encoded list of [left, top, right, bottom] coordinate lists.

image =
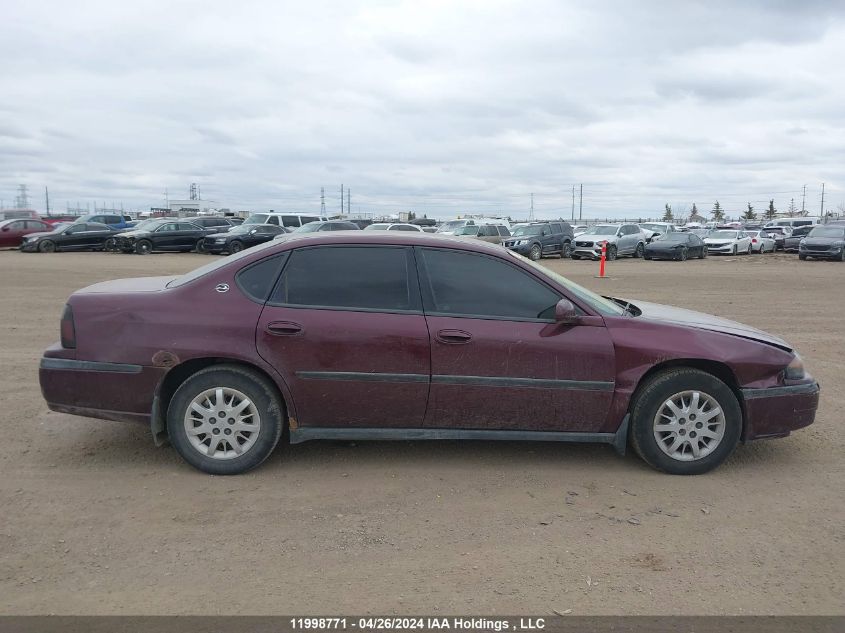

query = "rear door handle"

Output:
[[435, 329, 472, 344], [266, 321, 303, 336]]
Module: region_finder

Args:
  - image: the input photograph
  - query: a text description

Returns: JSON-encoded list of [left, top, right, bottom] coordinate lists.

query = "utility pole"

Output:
[[820, 182, 825, 217], [529, 193, 534, 221], [571, 186, 575, 221], [341, 184, 344, 214], [801, 184, 806, 214], [347, 189, 351, 217], [320, 187, 326, 214], [45, 187, 50, 215], [579, 183, 583, 221]]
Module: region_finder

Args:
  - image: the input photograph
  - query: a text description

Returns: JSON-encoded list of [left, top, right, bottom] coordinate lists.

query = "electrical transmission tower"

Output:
[[320, 187, 326, 214], [189, 183, 199, 200], [15, 184, 30, 208], [529, 193, 534, 221]]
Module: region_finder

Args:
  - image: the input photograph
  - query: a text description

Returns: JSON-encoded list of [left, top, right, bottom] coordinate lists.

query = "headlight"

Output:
[[514, 239, 525, 246], [785, 354, 805, 380]]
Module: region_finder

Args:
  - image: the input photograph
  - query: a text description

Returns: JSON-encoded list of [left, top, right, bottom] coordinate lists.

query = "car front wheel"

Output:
[[38, 240, 56, 253], [629, 368, 741, 475], [135, 239, 152, 255], [634, 242, 644, 258], [529, 244, 542, 260], [229, 240, 244, 254], [606, 244, 617, 260], [167, 365, 284, 475]]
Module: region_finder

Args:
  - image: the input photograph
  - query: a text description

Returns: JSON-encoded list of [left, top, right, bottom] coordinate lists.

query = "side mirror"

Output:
[[554, 299, 579, 325], [1, 226, 9, 232]]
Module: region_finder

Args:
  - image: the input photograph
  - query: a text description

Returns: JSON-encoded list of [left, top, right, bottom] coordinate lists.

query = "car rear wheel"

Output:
[[529, 244, 542, 260], [135, 239, 152, 255], [699, 247, 706, 259], [799, 253, 807, 260], [229, 240, 244, 254], [634, 242, 644, 258], [679, 247, 688, 261], [195, 239, 206, 253], [629, 368, 741, 475], [167, 365, 284, 475], [104, 237, 116, 252], [570, 254, 581, 260], [38, 240, 56, 253], [731, 245, 737, 255], [746, 244, 752, 255]]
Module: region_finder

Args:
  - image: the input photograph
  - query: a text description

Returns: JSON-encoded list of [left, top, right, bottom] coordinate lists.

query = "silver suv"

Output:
[[571, 223, 646, 260]]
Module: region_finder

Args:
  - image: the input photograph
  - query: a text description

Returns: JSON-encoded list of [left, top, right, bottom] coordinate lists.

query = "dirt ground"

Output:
[[0, 249, 842, 615]]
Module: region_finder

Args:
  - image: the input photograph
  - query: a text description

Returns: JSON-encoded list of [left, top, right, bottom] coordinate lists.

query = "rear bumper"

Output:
[[39, 353, 164, 425], [742, 380, 820, 440]]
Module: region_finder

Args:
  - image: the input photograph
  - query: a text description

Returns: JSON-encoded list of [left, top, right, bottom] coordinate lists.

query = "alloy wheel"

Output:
[[183, 387, 261, 460], [652, 390, 726, 461]]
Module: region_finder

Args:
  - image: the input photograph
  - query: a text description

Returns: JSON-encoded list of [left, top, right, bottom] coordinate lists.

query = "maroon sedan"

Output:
[[39, 233, 819, 475], [0, 218, 53, 248]]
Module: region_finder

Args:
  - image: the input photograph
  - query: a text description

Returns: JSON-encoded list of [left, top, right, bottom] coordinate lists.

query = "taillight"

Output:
[[60, 304, 76, 349], [752, 238, 757, 243]]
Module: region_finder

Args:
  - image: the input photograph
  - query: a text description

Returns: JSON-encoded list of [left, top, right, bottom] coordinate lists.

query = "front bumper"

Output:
[[20, 241, 39, 252], [203, 239, 229, 253], [503, 242, 533, 255], [741, 380, 820, 440], [800, 246, 843, 259]]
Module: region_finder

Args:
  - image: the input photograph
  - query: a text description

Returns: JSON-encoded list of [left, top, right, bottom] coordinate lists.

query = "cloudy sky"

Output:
[[2, 0, 844, 219]]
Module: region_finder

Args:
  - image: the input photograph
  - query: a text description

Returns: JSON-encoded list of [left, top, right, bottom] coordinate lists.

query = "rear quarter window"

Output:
[[235, 253, 289, 302]]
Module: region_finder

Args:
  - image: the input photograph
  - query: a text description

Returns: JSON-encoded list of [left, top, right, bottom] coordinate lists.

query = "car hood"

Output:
[[703, 237, 738, 243], [627, 299, 791, 350], [76, 276, 176, 294], [577, 235, 617, 242]]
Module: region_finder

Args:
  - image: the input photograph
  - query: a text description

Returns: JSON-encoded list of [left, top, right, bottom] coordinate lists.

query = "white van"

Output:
[[243, 212, 328, 229], [764, 217, 821, 229]]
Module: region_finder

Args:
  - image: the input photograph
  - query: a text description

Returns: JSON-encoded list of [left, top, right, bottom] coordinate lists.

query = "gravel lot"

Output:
[[0, 249, 842, 615]]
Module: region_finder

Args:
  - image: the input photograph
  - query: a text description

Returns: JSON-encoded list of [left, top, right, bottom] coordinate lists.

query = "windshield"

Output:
[[436, 220, 467, 232], [364, 224, 389, 230], [640, 223, 668, 233], [808, 226, 845, 238], [227, 225, 253, 234], [661, 233, 689, 242], [709, 230, 738, 239], [582, 225, 619, 236], [454, 226, 480, 236], [132, 219, 162, 231], [512, 225, 543, 236], [243, 214, 268, 225], [507, 250, 625, 316], [744, 231, 760, 237]]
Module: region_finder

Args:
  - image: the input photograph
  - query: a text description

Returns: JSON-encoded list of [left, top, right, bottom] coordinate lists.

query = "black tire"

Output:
[[38, 240, 56, 253], [679, 247, 688, 261], [799, 253, 807, 261], [629, 368, 742, 475], [606, 244, 617, 260], [136, 239, 152, 255], [167, 365, 285, 475], [529, 243, 542, 261], [699, 247, 706, 259], [840, 249, 845, 262], [746, 244, 752, 255], [644, 254, 651, 260], [195, 239, 206, 254], [732, 245, 737, 255], [570, 254, 581, 260], [560, 242, 571, 258], [634, 242, 644, 258], [229, 240, 244, 254], [104, 238, 116, 252]]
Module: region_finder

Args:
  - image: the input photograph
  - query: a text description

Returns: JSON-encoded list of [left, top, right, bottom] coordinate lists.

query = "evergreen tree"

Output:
[[787, 199, 797, 216], [691, 202, 699, 217], [662, 203, 674, 221], [765, 199, 777, 220], [712, 200, 724, 221], [743, 203, 757, 220]]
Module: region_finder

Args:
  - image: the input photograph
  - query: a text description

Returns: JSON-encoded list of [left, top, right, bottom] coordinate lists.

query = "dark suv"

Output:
[[502, 221, 574, 260]]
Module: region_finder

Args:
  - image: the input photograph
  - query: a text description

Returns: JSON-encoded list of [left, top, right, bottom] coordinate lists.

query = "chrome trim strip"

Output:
[[742, 382, 820, 400], [40, 358, 143, 374], [296, 371, 428, 383], [431, 374, 615, 391], [290, 427, 616, 445]]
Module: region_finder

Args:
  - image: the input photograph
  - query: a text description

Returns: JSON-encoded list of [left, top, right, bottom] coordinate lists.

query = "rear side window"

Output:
[[105, 216, 120, 224], [281, 216, 301, 227], [420, 249, 561, 320], [497, 226, 511, 236], [236, 254, 289, 303], [270, 246, 417, 312], [551, 223, 562, 234]]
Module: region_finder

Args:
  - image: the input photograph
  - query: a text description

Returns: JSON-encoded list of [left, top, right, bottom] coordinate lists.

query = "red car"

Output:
[[0, 218, 53, 248], [39, 233, 819, 475]]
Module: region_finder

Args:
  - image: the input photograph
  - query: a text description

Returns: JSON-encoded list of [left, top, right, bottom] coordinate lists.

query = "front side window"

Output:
[[497, 226, 511, 237], [156, 223, 178, 232], [270, 246, 417, 312], [420, 249, 561, 321]]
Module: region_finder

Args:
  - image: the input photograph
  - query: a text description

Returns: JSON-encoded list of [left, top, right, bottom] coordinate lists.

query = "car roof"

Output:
[[267, 229, 504, 253]]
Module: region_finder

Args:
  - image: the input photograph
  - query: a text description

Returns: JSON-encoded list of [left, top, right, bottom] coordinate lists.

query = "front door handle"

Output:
[[266, 321, 303, 336], [435, 329, 472, 344]]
